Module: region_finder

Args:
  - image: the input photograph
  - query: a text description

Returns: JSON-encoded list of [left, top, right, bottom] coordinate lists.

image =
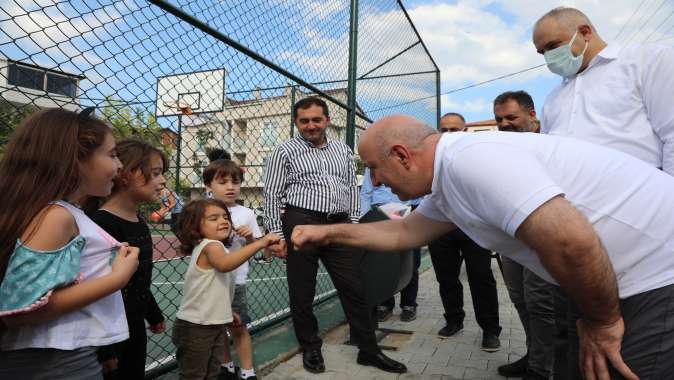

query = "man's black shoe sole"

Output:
[[302, 364, 325, 374], [356, 357, 407, 374]]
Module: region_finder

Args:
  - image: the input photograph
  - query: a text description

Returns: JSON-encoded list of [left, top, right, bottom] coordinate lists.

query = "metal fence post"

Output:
[[436, 70, 441, 129], [290, 85, 296, 138], [345, 0, 359, 149], [175, 114, 182, 193]]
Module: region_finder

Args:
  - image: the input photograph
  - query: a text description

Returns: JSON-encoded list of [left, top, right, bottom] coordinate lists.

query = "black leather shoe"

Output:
[[481, 333, 500, 352], [376, 306, 393, 322], [217, 366, 239, 380], [437, 322, 463, 337], [400, 306, 417, 322], [522, 368, 549, 380], [357, 351, 407, 373], [497, 353, 528, 377], [302, 349, 325, 373]]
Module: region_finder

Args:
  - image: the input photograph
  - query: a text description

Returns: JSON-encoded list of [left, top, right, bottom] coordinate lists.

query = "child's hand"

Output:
[[111, 245, 139, 285], [230, 312, 243, 327], [268, 240, 287, 259], [148, 320, 166, 334], [235, 225, 254, 241], [260, 233, 282, 248]]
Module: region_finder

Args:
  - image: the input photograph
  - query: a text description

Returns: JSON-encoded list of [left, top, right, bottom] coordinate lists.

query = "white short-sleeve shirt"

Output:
[[417, 132, 674, 298], [228, 205, 263, 285]]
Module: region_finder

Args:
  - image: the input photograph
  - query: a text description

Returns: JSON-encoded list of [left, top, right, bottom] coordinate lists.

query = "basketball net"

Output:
[[178, 105, 193, 116], [164, 101, 194, 116]]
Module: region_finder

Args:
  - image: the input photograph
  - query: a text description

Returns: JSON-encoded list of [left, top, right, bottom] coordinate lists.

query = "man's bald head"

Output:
[[533, 7, 606, 74], [358, 115, 440, 200], [360, 115, 438, 160], [534, 7, 596, 35]]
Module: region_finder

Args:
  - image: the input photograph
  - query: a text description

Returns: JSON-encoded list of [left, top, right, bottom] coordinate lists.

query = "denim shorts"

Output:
[[231, 284, 251, 325]]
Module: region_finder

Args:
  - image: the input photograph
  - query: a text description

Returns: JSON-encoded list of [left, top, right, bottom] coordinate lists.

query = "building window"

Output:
[[261, 121, 280, 147], [232, 119, 247, 150], [46, 73, 77, 97], [8, 63, 78, 97], [8, 64, 44, 92]]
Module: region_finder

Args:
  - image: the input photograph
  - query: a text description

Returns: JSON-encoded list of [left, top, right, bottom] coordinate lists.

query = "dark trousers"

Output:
[[282, 207, 379, 354], [553, 286, 572, 380], [428, 229, 501, 335], [172, 319, 226, 380], [501, 257, 555, 376], [558, 283, 674, 379], [380, 248, 421, 309], [115, 317, 148, 379]]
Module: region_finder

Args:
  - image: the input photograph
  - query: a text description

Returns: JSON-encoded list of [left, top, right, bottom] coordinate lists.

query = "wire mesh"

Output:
[[0, 0, 438, 377]]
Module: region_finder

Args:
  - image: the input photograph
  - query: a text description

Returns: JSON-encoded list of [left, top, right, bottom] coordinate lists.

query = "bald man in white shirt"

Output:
[[292, 115, 674, 380], [533, 6, 674, 175]]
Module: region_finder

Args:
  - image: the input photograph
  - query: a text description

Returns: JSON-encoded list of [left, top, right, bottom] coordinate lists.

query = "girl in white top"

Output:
[[0, 108, 140, 379], [172, 198, 281, 380]]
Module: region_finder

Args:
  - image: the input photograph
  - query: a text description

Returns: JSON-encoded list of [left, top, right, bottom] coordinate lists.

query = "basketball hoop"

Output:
[[163, 101, 193, 116], [155, 69, 225, 117]]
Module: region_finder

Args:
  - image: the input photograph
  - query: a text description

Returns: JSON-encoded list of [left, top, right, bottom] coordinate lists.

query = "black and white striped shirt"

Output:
[[263, 135, 359, 235]]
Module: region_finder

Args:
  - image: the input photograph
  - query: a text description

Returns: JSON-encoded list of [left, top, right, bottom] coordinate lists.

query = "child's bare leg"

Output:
[[231, 325, 253, 370], [221, 331, 235, 374]]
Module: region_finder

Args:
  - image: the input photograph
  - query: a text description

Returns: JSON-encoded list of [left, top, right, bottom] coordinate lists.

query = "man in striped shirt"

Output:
[[263, 97, 406, 374]]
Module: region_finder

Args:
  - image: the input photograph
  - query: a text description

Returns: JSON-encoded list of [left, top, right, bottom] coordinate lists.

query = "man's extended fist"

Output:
[[291, 225, 329, 251]]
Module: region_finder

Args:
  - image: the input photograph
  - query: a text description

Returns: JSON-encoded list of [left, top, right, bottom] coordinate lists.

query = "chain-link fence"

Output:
[[0, 0, 439, 377]]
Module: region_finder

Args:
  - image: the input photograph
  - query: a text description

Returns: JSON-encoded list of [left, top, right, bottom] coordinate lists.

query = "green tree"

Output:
[[100, 96, 171, 157], [0, 100, 39, 156]]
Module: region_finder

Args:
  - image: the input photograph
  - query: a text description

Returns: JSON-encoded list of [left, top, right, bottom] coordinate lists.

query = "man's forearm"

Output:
[[325, 220, 404, 251], [326, 214, 451, 252]]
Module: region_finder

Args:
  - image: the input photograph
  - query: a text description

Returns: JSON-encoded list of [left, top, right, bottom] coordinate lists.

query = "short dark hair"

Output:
[[203, 159, 244, 185], [493, 91, 535, 112], [293, 97, 329, 120], [176, 198, 232, 255], [440, 112, 465, 122], [206, 148, 231, 162]]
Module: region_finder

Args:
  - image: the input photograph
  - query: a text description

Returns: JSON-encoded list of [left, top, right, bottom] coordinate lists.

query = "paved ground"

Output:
[[262, 260, 526, 379]]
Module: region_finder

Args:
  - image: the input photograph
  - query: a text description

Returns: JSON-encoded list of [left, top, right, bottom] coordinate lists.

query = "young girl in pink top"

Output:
[[0, 108, 139, 379]]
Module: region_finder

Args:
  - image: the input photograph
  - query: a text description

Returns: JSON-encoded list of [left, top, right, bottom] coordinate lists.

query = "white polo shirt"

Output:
[[541, 43, 674, 175], [417, 132, 674, 298]]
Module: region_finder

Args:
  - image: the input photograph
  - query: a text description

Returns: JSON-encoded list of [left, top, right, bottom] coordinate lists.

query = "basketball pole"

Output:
[[175, 113, 182, 194], [171, 93, 193, 196]]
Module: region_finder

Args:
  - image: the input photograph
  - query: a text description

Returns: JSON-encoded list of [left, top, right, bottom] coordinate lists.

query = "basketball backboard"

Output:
[[155, 68, 225, 117]]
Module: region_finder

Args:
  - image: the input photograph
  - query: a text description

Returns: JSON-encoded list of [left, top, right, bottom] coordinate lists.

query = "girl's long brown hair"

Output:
[[0, 108, 111, 281]]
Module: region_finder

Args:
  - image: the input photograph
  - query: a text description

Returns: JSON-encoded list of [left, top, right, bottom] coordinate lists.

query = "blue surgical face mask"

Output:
[[543, 31, 588, 78]]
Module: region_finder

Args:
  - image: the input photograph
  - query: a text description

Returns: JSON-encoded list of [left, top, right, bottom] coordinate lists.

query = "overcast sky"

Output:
[[402, 0, 674, 122]]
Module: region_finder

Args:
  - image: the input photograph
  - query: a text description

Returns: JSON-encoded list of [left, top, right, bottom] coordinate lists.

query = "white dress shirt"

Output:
[[541, 43, 674, 175]]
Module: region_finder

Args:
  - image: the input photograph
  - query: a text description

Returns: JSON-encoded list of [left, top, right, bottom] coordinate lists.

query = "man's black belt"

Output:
[[285, 205, 349, 222]]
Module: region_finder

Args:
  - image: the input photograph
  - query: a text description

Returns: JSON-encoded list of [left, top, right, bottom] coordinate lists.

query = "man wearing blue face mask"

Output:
[[533, 7, 674, 380], [533, 6, 674, 176]]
